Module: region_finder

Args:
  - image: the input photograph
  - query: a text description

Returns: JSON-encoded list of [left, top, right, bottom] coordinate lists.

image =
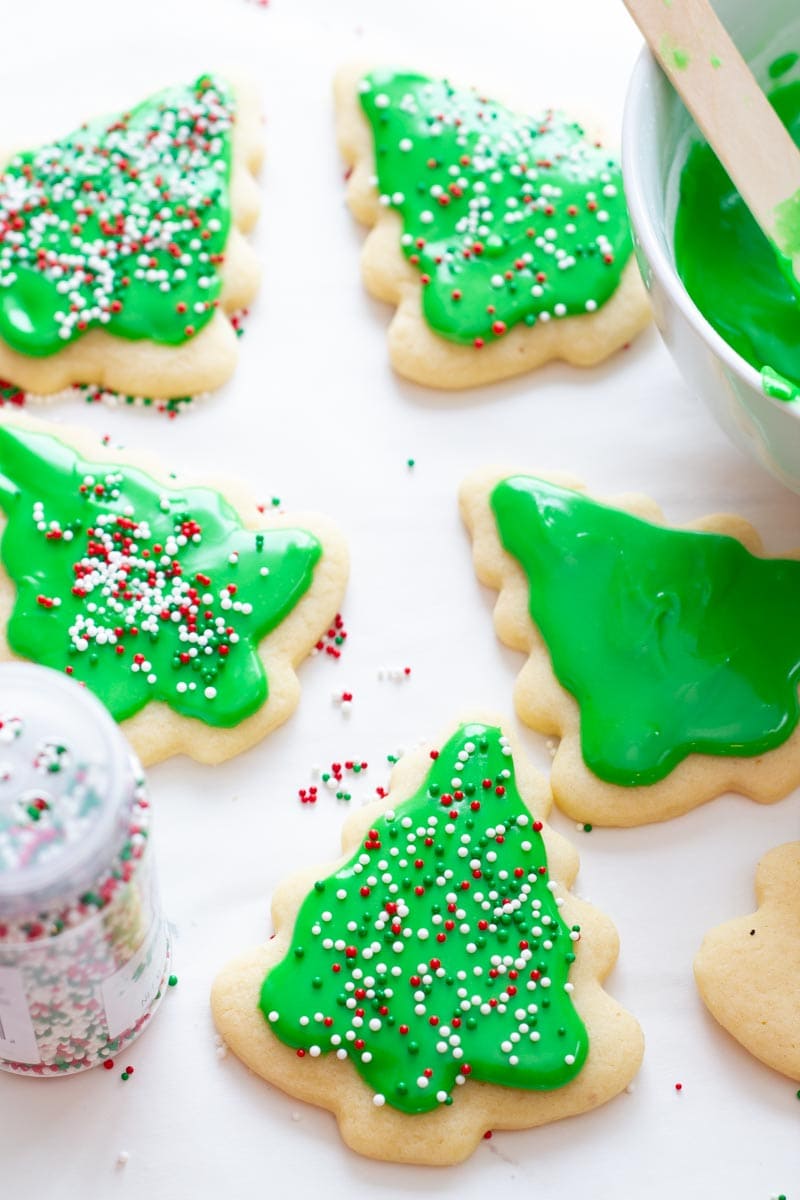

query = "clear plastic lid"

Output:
[[0, 663, 134, 917]]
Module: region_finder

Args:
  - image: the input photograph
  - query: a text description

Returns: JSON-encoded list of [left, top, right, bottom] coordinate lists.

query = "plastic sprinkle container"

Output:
[[0, 663, 170, 1075]]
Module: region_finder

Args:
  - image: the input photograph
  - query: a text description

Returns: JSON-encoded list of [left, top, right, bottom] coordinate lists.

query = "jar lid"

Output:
[[0, 662, 133, 916]]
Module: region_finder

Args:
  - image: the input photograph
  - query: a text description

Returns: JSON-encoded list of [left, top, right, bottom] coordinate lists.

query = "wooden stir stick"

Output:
[[623, 0, 800, 284]]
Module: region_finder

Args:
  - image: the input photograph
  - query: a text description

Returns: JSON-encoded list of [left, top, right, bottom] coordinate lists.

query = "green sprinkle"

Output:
[[710, 55, 722, 69], [121, 1072, 130, 1081], [271, 497, 281, 508], [407, 458, 415, 468], [168, 974, 178, 987], [583, 823, 593, 833]]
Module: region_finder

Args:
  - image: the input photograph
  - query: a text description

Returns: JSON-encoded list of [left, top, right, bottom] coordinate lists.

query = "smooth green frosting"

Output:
[[358, 70, 632, 346], [674, 80, 800, 392], [0, 75, 233, 357], [260, 722, 587, 1114], [490, 475, 800, 787], [0, 425, 321, 726]]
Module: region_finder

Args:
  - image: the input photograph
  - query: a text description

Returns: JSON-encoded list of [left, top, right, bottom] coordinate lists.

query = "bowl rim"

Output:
[[622, 42, 799, 417]]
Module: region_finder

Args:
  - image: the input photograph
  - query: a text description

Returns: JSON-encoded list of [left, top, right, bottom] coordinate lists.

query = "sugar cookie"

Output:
[[0, 73, 262, 401], [695, 843, 800, 1081], [0, 413, 347, 765], [212, 717, 643, 1164], [461, 467, 800, 825], [335, 66, 650, 388]]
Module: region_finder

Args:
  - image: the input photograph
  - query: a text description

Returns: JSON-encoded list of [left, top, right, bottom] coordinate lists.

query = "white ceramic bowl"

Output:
[[622, 0, 800, 491]]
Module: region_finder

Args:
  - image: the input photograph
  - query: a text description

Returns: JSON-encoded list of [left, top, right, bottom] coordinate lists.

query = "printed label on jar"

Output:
[[102, 917, 169, 1040], [0, 964, 41, 1064]]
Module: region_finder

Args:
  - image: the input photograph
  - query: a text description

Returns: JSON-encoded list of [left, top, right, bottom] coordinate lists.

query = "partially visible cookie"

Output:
[[212, 716, 643, 1165], [335, 65, 650, 389], [0, 72, 262, 401], [0, 413, 348, 766], [460, 466, 800, 826], [695, 843, 800, 1081]]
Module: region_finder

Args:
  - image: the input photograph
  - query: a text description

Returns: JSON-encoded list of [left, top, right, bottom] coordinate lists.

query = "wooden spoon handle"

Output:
[[623, 0, 800, 252]]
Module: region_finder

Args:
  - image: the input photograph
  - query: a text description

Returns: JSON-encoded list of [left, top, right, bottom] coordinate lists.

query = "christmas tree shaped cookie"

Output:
[[212, 718, 643, 1164], [695, 842, 800, 1081], [0, 73, 262, 402], [335, 66, 650, 389], [461, 467, 800, 825], [0, 414, 348, 765]]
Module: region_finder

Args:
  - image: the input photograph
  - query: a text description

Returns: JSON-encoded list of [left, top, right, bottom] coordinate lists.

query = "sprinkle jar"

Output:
[[0, 663, 170, 1075]]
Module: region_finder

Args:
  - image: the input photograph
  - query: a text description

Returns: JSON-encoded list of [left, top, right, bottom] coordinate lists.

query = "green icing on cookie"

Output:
[[0, 424, 321, 726], [490, 475, 800, 786], [358, 69, 632, 346], [260, 722, 587, 1114], [0, 74, 234, 357]]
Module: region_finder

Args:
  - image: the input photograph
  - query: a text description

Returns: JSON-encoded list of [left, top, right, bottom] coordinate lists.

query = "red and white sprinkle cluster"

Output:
[[311, 612, 348, 660], [33, 469, 242, 697], [299, 759, 369, 805]]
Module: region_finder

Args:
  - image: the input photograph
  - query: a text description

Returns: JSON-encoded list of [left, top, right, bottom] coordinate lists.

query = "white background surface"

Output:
[[0, 0, 798, 1196]]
